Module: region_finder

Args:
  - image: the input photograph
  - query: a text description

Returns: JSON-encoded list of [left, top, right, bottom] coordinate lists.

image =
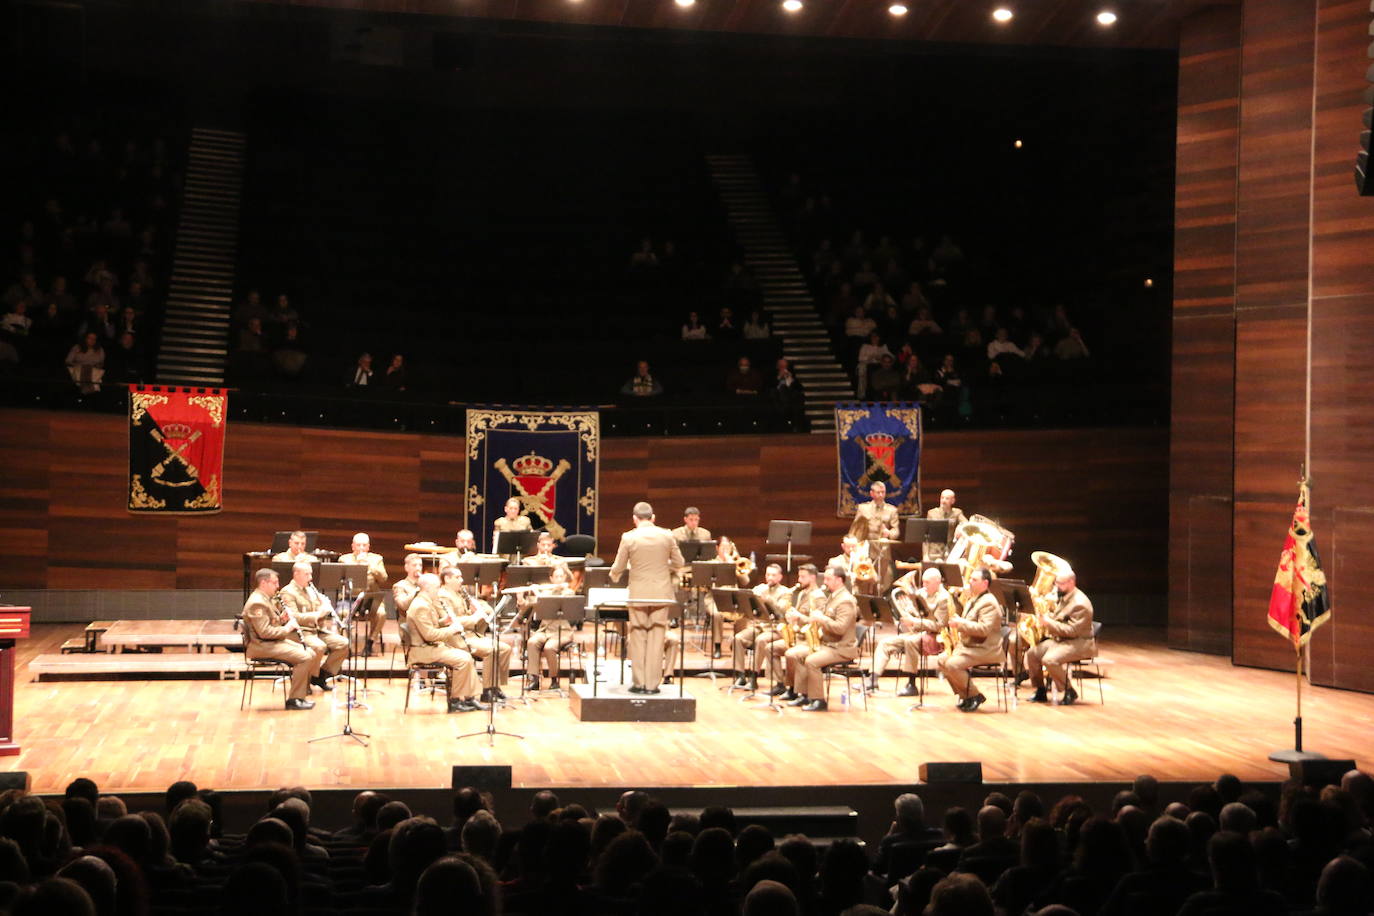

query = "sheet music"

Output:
[[587, 587, 630, 609]]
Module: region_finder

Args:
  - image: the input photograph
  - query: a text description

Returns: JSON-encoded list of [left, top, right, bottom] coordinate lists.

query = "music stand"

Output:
[[712, 588, 756, 697], [587, 588, 630, 695], [505, 565, 554, 588], [269, 560, 300, 585], [766, 520, 813, 572], [740, 590, 787, 713], [525, 595, 585, 700], [583, 566, 615, 590], [906, 519, 955, 561], [495, 530, 538, 564], [855, 594, 889, 694], [991, 577, 1035, 683], [694, 562, 741, 680], [677, 540, 717, 563], [455, 560, 506, 593]]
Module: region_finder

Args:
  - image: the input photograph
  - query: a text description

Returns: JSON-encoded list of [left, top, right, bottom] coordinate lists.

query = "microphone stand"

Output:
[[457, 589, 525, 747], [310, 577, 369, 746]]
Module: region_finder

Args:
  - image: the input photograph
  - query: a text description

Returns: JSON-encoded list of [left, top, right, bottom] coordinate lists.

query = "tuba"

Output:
[[1019, 550, 1072, 646], [889, 584, 919, 627]]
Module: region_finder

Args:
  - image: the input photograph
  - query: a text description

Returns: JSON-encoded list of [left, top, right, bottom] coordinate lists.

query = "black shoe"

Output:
[[480, 688, 496, 704], [494, 688, 507, 700], [769, 683, 788, 697], [549, 678, 560, 690], [866, 676, 881, 691], [361, 642, 374, 658], [469, 697, 490, 710], [962, 694, 986, 713], [781, 688, 799, 701], [733, 674, 751, 688], [448, 698, 476, 713], [285, 698, 315, 711], [1014, 672, 1030, 686], [628, 686, 646, 695], [663, 676, 673, 685], [311, 675, 333, 692], [897, 682, 919, 698], [1062, 686, 1079, 706], [1029, 687, 1050, 703], [525, 675, 540, 691], [644, 687, 661, 695], [803, 699, 829, 712], [712, 644, 722, 660], [788, 695, 809, 707]]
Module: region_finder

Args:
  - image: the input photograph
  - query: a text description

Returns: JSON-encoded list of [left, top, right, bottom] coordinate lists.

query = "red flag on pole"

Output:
[[1267, 481, 1331, 649]]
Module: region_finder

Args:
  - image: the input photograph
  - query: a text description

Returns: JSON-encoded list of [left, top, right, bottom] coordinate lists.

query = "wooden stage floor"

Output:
[[6, 624, 1373, 795]]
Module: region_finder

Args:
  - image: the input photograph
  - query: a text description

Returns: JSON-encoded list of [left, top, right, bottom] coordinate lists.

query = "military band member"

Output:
[[766, 563, 827, 696], [406, 573, 483, 713], [731, 563, 791, 688], [936, 568, 1004, 712], [455, 529, 478, 557], [850, 482, 901, 590], [493, 498, 534, 558], [925, 489, 968, 560], [522, 531, 560, 566], [339, 532, 388, 653], [829, 536, 879, 597], [391, 554, 424, 624], [1025, 567, 1096, 705], [272, 530, 318, 565], [609, 501, 685, 694], [242, 569, 318, 710], [872, 567, 950, 695], [438, 568, 514, 704], [698, 535, 748, 658], [781, 565, 859, 712], [277, 562, 349, 692], [522, 563, 578, 691], [671, 507, 713, 543]]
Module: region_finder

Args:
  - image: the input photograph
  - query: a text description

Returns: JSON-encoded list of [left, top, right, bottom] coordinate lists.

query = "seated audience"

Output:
[[620, 360, 663, 398]]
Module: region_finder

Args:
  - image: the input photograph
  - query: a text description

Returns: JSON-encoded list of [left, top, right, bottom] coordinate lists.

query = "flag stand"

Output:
[[1268, 632, 1325, 763]]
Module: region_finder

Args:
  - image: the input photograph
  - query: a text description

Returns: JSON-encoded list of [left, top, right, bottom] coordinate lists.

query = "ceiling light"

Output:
[[889, 3, 909, 14], [675, 0, 695, 6], [782, 0, 803, 12], [1014, 139, 1023, 149], [992, 7, 1013, 22], [1096, 10, 1117, 24]]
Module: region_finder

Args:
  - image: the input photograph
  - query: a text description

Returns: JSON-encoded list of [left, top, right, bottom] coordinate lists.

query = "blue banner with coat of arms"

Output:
[[465, 408, 599, 551], [834, 402, 922, 517]]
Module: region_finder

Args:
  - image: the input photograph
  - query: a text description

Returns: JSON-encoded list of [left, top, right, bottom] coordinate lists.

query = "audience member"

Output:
[[620, 360, 663, 398]]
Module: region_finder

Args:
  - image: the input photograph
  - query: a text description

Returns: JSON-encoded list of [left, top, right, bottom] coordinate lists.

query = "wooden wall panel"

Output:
[[0, 409, 1168, 601], [1230, 0, 1315, 672], [1169, 5, 1240, 653]]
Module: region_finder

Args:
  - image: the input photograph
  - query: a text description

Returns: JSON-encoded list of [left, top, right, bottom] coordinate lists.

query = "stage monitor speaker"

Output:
[[0, 772, 29, 791], [919, 762, 983, 784], [1289, 758, 1356, 788], [452, 765, 512, 792]]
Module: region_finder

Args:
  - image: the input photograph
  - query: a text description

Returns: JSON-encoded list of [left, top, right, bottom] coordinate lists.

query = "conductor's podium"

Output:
[[0, 608, 30, 755]]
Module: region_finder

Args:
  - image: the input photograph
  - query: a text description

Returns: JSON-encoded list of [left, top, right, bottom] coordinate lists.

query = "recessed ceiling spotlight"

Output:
[[782, 0, 803, 11], [1014, 139, 1023, 148], [889, 3, 909, 15], [1097, 10, 1118, 25], [675, 0, 695, 6], [992, 7, 1014, 22]]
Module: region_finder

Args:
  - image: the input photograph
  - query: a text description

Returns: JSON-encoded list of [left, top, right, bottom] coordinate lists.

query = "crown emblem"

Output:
[[512, 452, 554, 477], [863, 432, 895, 447], [162, 422, 194, 440]]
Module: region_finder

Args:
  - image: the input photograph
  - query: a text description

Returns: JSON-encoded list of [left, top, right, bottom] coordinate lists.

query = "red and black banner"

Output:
[[128, 385, 228, 514]]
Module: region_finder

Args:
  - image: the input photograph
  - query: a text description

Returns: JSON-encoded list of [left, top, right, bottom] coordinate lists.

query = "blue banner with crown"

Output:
[[465, 408, 599, 551], [834, 402, 922, 517]]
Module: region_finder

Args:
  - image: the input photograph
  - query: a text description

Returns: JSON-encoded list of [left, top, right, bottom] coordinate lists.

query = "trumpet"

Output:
[[720, 537, 754, 583]]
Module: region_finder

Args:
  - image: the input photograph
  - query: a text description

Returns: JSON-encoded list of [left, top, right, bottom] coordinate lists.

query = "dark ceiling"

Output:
[[239, 0, 1227, 50]]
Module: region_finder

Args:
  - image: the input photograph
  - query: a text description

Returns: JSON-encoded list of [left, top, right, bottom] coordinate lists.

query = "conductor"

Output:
[[609, 501, 685, 695]]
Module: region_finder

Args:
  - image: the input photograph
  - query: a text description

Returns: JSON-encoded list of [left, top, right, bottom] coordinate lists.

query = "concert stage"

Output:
[[5, 624, 1372, 795]]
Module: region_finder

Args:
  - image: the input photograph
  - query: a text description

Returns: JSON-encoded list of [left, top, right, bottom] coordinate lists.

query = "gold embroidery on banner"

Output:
[[466, 485, 484, 516], [579, 487, 596, 516], [835, 408, 869, 440], [187, 394, 225, 428], [186, 475, 221, 510], [129, 474, 166, 509], [129, 392, 169, 424]]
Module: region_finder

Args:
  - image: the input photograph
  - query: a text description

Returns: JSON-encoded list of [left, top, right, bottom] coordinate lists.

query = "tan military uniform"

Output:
[[877, 587, 951, 674], [406, 592, 480, 700], [493, 515, 533, 559], [1025, 587, 1096, 691], [925, 506, 968, 559], [937, 589, 1004, 699], [784, 587, 859, 700], [732, 582, 791, 678], [524, 583, 577, 682], [670, 525, 713, 542], [272, 549, 317, 564], [339, 550, 388, 637], [438, 588, 512, 690], [522, 552, 560, 567], [277, 581, 348, 677], [851, 499, 901, 590], [609, 522, 685, 690], [391, 576, 421, 623], [242, 590, 317, 700]]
